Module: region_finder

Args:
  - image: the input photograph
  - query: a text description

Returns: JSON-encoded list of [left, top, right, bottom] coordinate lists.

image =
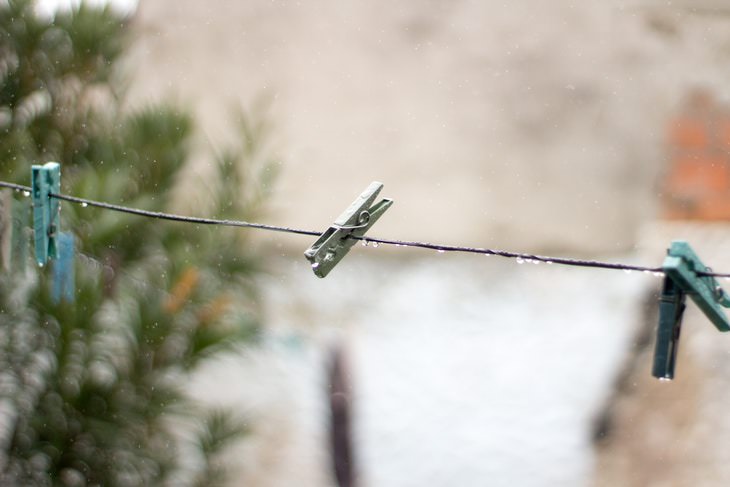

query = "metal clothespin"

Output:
[[304, 181, 393, 278], [31, 162, 61, 266], [652, 240, 730, 380]]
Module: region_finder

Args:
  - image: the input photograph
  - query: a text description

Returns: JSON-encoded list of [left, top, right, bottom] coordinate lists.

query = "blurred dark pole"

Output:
[[328, 343, 355, 487]]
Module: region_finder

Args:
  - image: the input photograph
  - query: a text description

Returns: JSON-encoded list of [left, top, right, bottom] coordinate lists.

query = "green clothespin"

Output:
[[31, 162, 61, 266], [304, 181, 393, 278], [652, 240, 730, 380]]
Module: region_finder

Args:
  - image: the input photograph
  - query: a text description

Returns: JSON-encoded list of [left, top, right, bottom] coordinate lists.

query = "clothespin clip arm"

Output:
[[652, 241, 730, 380], [31, 162, 61, 266], [304, 181, 393, 278]]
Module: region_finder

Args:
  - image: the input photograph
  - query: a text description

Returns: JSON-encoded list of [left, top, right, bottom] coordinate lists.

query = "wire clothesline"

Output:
[[2, 179, 727, 278]]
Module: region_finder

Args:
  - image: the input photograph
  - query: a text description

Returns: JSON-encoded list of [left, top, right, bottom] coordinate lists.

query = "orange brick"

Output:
[[659, 90, 730, 221]]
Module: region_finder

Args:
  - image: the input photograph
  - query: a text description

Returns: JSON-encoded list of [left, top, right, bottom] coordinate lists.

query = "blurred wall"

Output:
[[126, 0, 730, 254]]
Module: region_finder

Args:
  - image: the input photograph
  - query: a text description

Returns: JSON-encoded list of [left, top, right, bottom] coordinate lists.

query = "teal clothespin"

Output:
[[11, 197, 30, 272], [652, 240, 730, 380], [304, 181, 393, 278], [31, 162, 61, 266]]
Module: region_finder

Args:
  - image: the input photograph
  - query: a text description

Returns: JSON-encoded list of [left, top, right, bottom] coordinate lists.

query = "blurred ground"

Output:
[[191, 253, 652, 487]]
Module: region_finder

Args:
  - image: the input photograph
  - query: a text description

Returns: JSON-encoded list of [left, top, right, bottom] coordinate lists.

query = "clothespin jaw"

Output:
[[652, 240, 730, 380], [304, 181, 393, 278], [31, 162, 61, 266], [652, 276, 686, 380]]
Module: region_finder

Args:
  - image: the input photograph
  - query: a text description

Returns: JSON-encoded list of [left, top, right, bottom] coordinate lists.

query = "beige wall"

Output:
[[126, 1, 730, 254]]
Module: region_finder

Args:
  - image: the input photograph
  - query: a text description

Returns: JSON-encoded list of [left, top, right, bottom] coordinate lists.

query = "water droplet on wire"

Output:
[[22, 190, 30, 197], [516, 257, 524, 264], [81, 202, 88, 208], [372, 242, 379, 248], [361, 240, 369, 247]]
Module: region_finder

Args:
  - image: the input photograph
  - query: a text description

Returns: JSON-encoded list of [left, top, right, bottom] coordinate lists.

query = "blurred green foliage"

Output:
[[0, 1, 276, 485]]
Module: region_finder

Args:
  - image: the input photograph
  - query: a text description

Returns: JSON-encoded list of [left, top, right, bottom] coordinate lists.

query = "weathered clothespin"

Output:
[[304, 182, 393, 278], [652, 240, 730, 380], [51, 232, 75, 303], [31, 162, 61, 266]]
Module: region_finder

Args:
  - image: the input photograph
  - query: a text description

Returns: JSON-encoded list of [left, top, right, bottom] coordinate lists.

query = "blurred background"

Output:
[[4, 0, 730, 486]]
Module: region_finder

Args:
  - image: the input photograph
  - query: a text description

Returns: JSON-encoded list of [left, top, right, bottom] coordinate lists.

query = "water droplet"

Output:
[[623, 269, 632, 274], [22, 190, 30, 197], [372, 242, 379, 248], [311, 263, 319, 269], [38, 262, 44, 268], [653, 272, 663, 278], [516, 257, 524, 264], [437, 249, 445, 254], [532, 259, 540, 265], [361, 240, 369, 247], [658, 377, 672, 382], [81, 202, 88, 208], [546, 261, 554, 265]]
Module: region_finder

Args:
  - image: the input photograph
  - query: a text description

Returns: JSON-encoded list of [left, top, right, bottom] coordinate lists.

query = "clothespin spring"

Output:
[[333, 211, 371, 231]]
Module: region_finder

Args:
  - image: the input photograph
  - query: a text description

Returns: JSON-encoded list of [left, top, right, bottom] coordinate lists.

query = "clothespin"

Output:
[[31, 162, 61, 266], [652, 240, 730, 380], [51, 232, 75, 303], [304, 181, 393, 278]]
